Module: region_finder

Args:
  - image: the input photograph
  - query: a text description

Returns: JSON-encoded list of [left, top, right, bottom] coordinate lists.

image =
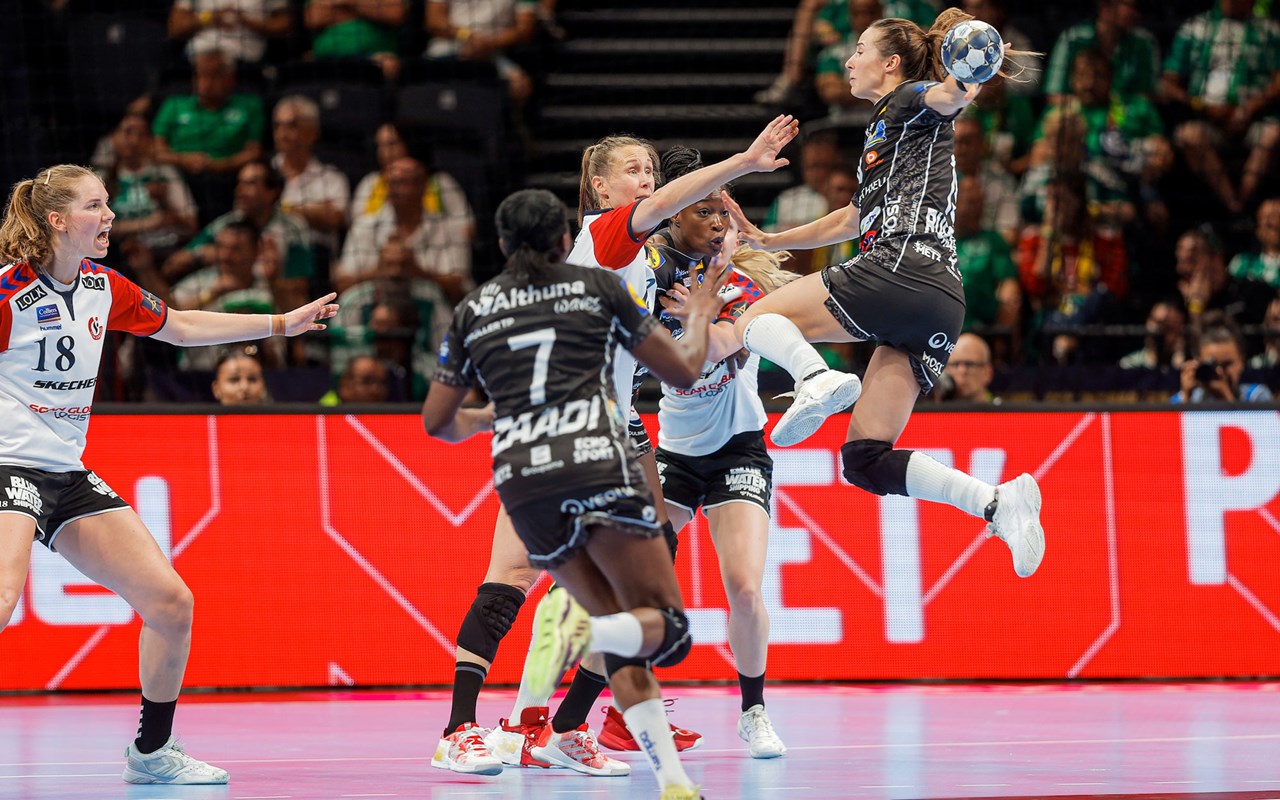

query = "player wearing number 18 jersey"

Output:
[[0, 164, 339, 786]]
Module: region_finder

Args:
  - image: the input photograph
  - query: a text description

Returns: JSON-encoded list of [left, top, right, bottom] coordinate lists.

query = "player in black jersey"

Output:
[[724, 10, 1047, 580], [423, 189, 736, 799]]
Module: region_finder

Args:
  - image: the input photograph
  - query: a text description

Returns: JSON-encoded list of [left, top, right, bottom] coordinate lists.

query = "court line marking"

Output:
[[318, 418, 455, 659], [1068, 412, 1121, 678], [46, 416, 224, 690]]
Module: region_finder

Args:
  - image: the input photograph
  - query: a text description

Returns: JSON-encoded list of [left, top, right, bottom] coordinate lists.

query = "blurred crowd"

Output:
[[5, 0, 1279, 405]]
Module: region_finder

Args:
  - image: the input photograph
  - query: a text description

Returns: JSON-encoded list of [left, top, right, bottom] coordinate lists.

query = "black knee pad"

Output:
[[661, 520, 678, 563], [603, 653, 651, 678], [840, 439, 911, 496], [456, 582, 526, 663], [650, 607, 692, 668]]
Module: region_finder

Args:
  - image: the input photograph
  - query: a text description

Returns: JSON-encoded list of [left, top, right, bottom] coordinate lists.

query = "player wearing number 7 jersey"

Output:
[[0, 164, 339, 786], [424, 188, 739, 799]]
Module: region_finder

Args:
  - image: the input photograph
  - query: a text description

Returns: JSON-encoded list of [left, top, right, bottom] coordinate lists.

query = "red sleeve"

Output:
[[102, 265, 168, 335], [0, 296, 11, 353], [586, 202, 650, 269], [1016, 232, 1048, 299], [1094, 232, 1129, 300], [716, 271, 764, 323]]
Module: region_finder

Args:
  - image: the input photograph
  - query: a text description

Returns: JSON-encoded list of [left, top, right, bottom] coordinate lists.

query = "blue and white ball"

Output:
[[941, 20, 1005, 85]]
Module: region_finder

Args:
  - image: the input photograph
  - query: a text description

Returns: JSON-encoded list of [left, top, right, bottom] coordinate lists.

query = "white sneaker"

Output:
[[432, 723, 503, 775], [988, 473, 1045, 578], [737, 705, 786, 759], [770, 370, 861, 447], [531, 723, 630, 776], [122, 736, 229, 784]]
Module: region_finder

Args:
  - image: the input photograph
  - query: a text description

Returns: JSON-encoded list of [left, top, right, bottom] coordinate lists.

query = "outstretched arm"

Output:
[[150, 293, 339, 347], [724, 192, 860, 252], [630, 115, 800, 233]]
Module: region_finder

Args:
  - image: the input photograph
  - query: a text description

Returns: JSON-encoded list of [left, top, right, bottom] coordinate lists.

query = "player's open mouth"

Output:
[[710, 237, 725, 248], [96, 228, 110, 246]]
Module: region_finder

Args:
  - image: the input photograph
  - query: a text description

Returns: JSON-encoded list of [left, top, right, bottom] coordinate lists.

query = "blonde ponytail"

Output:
[[0, 164, 97, 272]]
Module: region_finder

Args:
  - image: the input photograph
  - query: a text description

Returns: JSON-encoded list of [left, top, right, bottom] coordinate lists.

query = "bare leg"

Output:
[[705, 502, 770, 679], [0, 515, 36, 630]]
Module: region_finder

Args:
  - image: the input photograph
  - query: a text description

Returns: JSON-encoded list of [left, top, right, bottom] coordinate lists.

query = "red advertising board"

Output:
[[2, 410, 1278, 690]]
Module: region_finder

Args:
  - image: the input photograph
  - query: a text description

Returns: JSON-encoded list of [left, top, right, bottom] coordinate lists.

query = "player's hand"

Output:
[[741, 114, 800, 173], [281, 292, 339, 337], [658, 280, 692, 321], [721, 191, 768, 250]]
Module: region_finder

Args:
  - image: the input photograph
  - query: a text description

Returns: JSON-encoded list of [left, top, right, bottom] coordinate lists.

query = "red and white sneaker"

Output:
[[483, 706, 554, 769], [598, 703, 703, 752], [531, 722, 630, 776], [431, 723, 502, 775]]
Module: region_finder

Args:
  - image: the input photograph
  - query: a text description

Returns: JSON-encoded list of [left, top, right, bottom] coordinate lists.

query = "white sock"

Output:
[[904, 451, 996, 518], [623, 698, 693, 789], [741, 313, 828, 383], [587, 613, 644, 657], [509, 629, 554, 719]]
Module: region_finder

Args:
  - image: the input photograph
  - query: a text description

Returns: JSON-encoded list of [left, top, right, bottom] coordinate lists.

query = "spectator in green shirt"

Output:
[[955, 176, 1021, 339], [1229, 198, 1280, 288], [1044, 0, 1161, 103], [152, 46, 264, 179], [1160, 0, 1280, 213], [305, 0, 407, 80]]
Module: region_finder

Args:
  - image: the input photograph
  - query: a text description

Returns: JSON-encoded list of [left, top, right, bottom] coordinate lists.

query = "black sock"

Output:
[[738, 672, 766, 712], [551, 665, 608, 733], [135, 696, 177, 754], [444, 663, 487, 736]]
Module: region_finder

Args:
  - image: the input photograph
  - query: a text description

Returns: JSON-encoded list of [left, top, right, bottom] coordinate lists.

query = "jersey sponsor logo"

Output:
[[857, 176, 887, 206], [467, 280, 587, 317], [36, 305, 60, 324], [491, 396, 603, 456], [553, 296, 603, 314], [80, 274, 106, 291], [15, 285, 47, 312], [883, 195, 903, 236], [864, 119, 887, 147], [928, 331, 956, 354], [913, 241, 944, 261], [559, 485, 639, 515], [141, 290, 163, 316], [88, 316, 104, 340], [724, 466, 768, 500], [625, 281, 648, 312], [462, 316, 514, 347], [644, 244, 662, 271], [860, 207, 881, 235], [28, 403, 92, 421], [494, 463, 513, 486], [672, 370, 734, 398], [3, 476, 43, 515], [864, 150, 881, 168], [573, 435, 616, 464], [33, 378, 97, 391], [923, 208, 955, 251], [437, 334, 451, 365], [87, 472, 118, 498]]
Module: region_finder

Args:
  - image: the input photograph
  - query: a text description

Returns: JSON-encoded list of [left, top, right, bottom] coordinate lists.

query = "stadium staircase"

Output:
[[523, 0, 798, 219]]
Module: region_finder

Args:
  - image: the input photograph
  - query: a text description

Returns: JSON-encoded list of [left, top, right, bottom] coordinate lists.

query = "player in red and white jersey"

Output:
[[646, 146, 796, 760], [0, 164, 338, 786]]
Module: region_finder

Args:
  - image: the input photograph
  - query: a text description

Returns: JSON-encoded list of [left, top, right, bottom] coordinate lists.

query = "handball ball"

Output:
[[942, 20, 1005, 85]]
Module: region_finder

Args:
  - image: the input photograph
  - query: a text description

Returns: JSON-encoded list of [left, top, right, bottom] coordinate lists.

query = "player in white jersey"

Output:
[[642, 147, 795, 759], [0, 164, 338, 785], [432, 118, 800, 777], [724, 11, 1046, 579]]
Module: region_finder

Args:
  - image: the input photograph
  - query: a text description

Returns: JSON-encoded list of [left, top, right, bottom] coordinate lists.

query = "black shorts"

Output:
[[655, 430, 773, 517], [505, 484, 661, 570], [0, 465, 131, 551], [821, 254, 965, 394]]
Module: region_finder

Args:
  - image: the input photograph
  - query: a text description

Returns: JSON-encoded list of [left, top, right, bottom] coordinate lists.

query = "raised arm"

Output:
[[150, 293, 338, 347], [923, 73, 982, 118], [629, 115, 800, 233]]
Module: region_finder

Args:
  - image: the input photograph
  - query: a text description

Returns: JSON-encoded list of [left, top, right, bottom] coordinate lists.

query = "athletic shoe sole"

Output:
[[525, 591, 589, 699], [770, 372, 862, 447]]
